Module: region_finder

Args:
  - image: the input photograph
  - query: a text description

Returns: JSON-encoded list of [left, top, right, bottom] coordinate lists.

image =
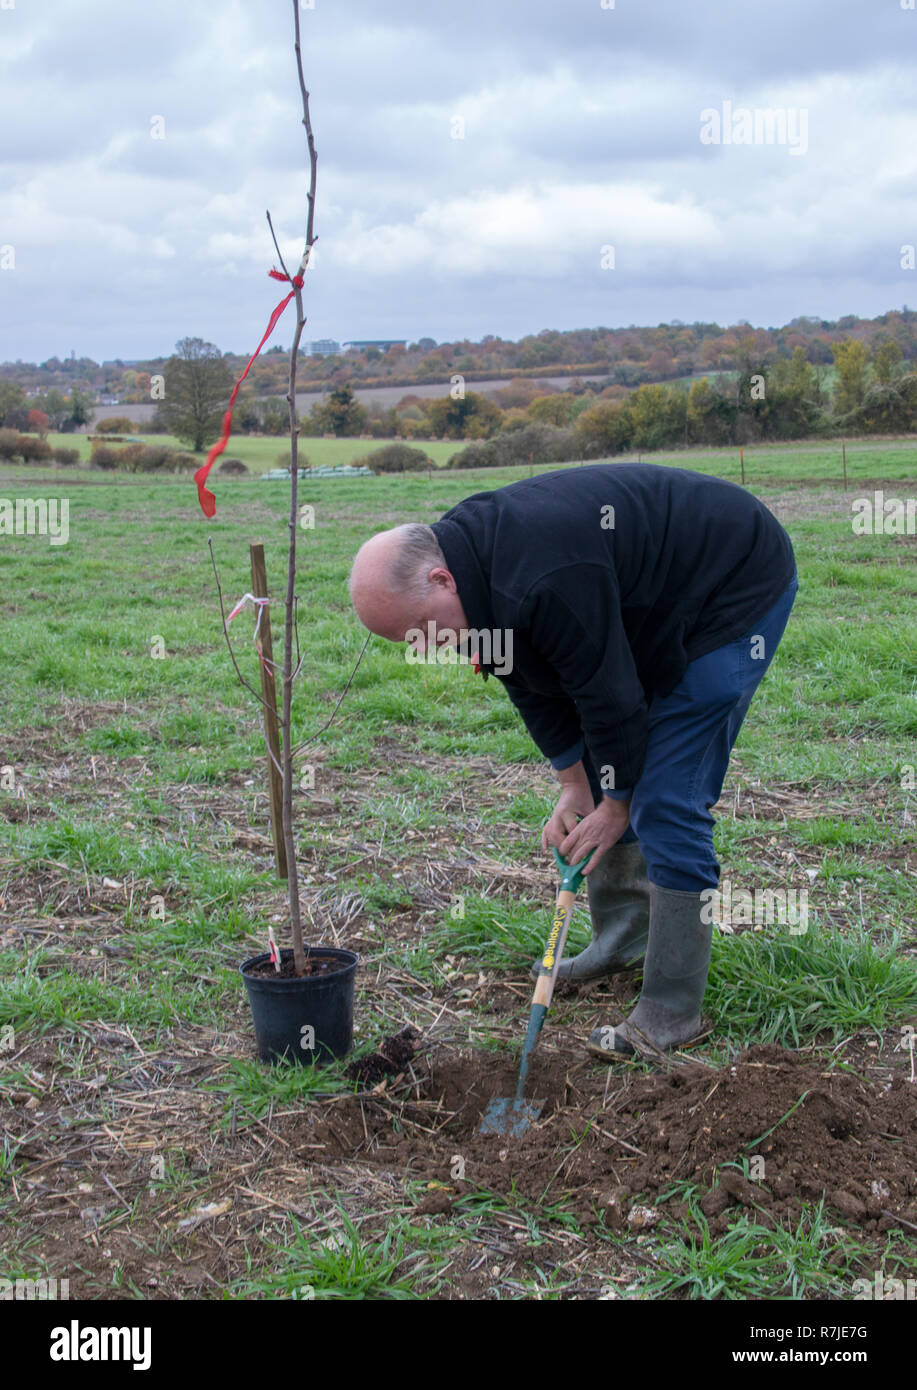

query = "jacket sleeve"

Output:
[[498, 674, 584, 761], [518, 564, 649, 790]]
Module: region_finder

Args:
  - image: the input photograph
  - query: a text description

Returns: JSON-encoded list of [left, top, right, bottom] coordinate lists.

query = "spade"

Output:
[[479, 844, 592, 1137]]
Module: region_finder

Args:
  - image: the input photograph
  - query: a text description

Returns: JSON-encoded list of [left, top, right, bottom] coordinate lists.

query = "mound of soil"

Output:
[[290, 1039, 917, 1235]]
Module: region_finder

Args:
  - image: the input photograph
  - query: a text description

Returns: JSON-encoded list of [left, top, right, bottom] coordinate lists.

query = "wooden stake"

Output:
[[740, 447, 745, 485], [842, 441, 847, 491], [250, 542, 288, 880]]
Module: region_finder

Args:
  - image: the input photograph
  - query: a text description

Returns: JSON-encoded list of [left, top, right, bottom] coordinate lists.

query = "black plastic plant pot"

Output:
[[240, 947, 359, 1066]]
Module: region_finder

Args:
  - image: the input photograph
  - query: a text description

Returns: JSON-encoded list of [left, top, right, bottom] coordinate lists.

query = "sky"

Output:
[[1, 0, 917, 362]]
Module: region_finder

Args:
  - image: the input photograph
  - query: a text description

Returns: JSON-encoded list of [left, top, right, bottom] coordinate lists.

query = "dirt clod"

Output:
[[699, 1186, 731, 1218], [345, 1025, 419, 1085], [830, 1190, 867, 1222], [719, 1170, 772, 1207]]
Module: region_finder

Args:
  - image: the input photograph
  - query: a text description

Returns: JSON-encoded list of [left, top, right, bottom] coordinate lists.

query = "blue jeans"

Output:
[[584, 573, 799, 891]]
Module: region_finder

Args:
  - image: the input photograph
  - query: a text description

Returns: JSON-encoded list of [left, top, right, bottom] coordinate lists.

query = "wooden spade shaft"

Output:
[[533, 888, 577, 1007], [514, 887, 577, 1101]]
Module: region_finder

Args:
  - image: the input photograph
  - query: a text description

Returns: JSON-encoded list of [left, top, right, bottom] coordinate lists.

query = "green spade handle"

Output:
[[552, 844, 594, 893]]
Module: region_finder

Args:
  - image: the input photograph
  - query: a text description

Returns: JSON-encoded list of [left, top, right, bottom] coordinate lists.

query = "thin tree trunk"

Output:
[[282, 0, 319, 977]]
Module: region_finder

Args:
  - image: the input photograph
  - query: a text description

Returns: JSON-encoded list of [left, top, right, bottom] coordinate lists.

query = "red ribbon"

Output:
[[194, 268, 305, 518]]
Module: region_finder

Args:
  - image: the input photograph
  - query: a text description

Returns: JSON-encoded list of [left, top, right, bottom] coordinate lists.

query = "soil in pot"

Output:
[[245, 953, 342, 979]]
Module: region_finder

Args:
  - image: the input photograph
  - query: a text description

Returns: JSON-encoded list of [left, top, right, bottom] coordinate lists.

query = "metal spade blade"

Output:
[[478, 1096, 545, 1138]]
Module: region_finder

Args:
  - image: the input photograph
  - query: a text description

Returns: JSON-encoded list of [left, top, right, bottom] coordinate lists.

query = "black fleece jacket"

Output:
[[430, 463, 796, 792]]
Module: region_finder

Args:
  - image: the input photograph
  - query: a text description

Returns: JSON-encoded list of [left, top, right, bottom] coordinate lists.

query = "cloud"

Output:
[[2, 0, 916, 359]]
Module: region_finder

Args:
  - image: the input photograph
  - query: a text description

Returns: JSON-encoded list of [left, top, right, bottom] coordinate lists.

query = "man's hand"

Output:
[[545, 795, 631, 874], [541, 784, 596, 855]]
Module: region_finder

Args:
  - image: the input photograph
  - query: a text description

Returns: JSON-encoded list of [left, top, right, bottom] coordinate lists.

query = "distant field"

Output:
[[44, 431, 459, 470], [34, 429, 917, 487], [668, 365, 839, 392], [87, 373, 613, 426]]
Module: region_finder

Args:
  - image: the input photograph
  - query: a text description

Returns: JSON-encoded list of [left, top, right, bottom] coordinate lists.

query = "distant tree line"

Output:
[[5, 306, 917, 410], [0, 380, 94, 433], [6, 324, 917, 466], [448, 339, 917, 466]]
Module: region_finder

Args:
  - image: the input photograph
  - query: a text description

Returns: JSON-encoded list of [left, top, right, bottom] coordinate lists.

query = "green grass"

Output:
[[3, 446, 915, 798], [227, 1203, 452, 1300], [10, 812, 264, 903], [207, 1055, 351, 1123], [32, 425, 917, 487], [635, 1196, 867, 1300], [430, 891, 591, 968], [0, 948, 227, 1034], [707, 926, 917, 1047], [379, 936, 444, 985], [0, 1136, 22, 1186]]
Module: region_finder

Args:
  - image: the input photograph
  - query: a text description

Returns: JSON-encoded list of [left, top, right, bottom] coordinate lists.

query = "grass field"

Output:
[[1, 440, 915, 1300]]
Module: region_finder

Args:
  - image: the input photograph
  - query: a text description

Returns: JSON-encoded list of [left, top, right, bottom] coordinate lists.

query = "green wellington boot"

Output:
[[531, 840, 650, 982], [587, 882, 713, 1057]]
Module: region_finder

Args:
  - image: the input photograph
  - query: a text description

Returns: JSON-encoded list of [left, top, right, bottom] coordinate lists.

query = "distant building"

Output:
[[309, 340, 341, 356], [341, 339, 407, 353]]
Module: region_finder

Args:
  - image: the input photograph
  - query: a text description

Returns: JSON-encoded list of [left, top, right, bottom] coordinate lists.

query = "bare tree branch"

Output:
[[265, 209, 292, 283], [267, 207, 318, 286], [291, 632, 371, 758], [294, 2, 318, 255]]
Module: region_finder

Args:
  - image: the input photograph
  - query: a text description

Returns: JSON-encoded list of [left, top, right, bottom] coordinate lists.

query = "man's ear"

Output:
[[428, 566, 456, 592]]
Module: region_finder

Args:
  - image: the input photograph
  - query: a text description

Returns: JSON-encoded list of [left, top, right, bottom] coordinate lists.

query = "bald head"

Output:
[[349, 528, 409, 629], [349, 523, 468, 646]]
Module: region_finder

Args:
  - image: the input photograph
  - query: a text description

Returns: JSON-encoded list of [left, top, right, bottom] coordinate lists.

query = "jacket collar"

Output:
[[430, 517, 497, 676]]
